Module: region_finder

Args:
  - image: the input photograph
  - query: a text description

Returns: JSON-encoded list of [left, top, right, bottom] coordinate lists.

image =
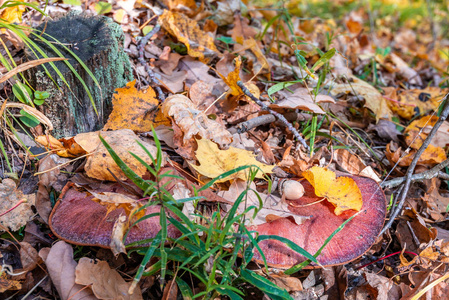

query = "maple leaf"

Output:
[[302, 166, 363, 215], [104, 80, 169, 132], [189, 138, 274, 183]]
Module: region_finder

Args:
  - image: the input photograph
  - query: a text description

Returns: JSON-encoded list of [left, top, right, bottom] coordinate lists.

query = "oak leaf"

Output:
[[190, 138, 274, 183], [302, 167, 362, 215], [162, 94, 232, 147]]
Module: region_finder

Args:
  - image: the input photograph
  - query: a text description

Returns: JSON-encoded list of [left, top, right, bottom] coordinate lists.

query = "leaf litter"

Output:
[[1, 0, 449, 299]]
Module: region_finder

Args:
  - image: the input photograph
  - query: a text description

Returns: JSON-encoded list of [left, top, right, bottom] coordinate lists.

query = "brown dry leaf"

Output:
[[422, 120, 449, 149], [189, 80, 216, 112], [266, 273, 303, 292], [228, 14, 259, 44], [39, 241, 97, 300], [190, 139, 274, 183], [424, 178, 449, 220], [385, 142, 447, 167], [333, 149, 366, 175], [104, 80, 169, 132], [156, 69, 188, 93], [159, 10, 218, 62], [75, 257, 143, 299], [331, 76, 392, 121], [19, 242, 39, 272], [404, 115, 438, 149], [35, 135, 87, 158], [161, 94, 233, 147], [302, 167, 363, 215], [235, 38, 270, 75], [389, 53, 422, 86], [272, 88, 335, 114], [162, 280, 178, 300], [74, 129, 161, 181], [0, 179, 35, 231], [157, 51, 182, 76]]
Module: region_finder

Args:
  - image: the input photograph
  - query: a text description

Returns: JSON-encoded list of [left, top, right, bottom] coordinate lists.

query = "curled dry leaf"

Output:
[[0, 179, 35, 232], [162, 94, 233, 147], [74, 129, 162, 181], [159, 10, 218, 62], [76, 257, 143, 299], [39, 241, 97, 300], [272, 88, 335, 114], [190, 138, 274, 183], [302, 167, 363, 215], [104, 80, 169, 132]]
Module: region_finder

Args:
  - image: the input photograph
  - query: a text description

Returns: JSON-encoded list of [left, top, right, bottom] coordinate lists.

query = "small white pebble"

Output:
[[282, 180, 305, 200]]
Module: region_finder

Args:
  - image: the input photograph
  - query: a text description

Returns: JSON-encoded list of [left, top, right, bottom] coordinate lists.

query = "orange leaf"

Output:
[[103, 80, 169, 131], [216, 56, 242, 96], [159, 10, 218, 63], [302, 167, 363, 215]]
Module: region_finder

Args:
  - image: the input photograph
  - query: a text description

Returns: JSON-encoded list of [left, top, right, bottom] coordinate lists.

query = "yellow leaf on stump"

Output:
[[189, 138, 274, 183], [302, 166, 363, 215]]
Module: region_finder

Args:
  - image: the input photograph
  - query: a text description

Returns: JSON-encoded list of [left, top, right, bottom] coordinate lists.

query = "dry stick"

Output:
[[380, 94, 449, 235], [137, 21, 165, 101], [237, 81, 309, 150], [382, 158, 449, 189]]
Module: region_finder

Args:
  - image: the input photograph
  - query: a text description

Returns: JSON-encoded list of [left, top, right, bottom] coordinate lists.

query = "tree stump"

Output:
[[27, 12, 133, 138]]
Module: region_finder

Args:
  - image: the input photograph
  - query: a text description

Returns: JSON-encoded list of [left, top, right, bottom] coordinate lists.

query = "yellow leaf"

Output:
[[158, 10, 218, 63], [189, 138, 274, 183], [104, 80, 169, 131], [331, 76, 392, 122], [0, 0, 26, 25], [74, 129, 162, 181], [302, 166, 363, 215], [216, 56, 242, 96], [404, 115, 438, 149]]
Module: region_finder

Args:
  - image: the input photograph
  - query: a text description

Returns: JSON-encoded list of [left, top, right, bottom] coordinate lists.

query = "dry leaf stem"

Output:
[[380, 93, 449, 235], [237, 81, 310, 150], [137, 20, 165, 101]]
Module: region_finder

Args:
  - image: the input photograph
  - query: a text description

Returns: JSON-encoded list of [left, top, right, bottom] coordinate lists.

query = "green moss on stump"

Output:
[[28, 12, 133, 138]]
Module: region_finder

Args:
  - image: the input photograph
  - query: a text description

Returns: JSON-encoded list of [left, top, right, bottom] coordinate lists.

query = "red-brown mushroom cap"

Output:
[[249, 175, 386, 268], [49, 183, 181, 248]]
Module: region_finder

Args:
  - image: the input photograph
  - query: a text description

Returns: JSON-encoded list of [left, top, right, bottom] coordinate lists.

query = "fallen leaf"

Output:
[[302, 167, 363, 215], [104, 80, 169, 132], [331, 76, 392, 121], [0, 179, 35, 231], [385, 142, 447, 167], [74, 129, 162, 181], [332, 149, 366, 175], [216, 56, 243, 96], [272, 88, 335, 114], [19, 242, 39, 272], [234, 38, 270, 75], [0, 273, 22, 293], [404, 115, 438, 149], [159, 10, 218, 62], [75, 257, 143, 299], [164, 0, 198, 17], [0, 0, 26, 25], [190, 139, 274, 183], [39, 241, 97, 300], [161, 94, 233, 148]]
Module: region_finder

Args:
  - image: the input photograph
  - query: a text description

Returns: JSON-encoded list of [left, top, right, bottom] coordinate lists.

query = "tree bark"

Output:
[[27, 12, 133, 138]]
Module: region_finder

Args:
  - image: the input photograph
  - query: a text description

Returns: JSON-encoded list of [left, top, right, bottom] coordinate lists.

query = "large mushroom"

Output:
[[49, 182, 181, 248], [249, 175, 386, 268]]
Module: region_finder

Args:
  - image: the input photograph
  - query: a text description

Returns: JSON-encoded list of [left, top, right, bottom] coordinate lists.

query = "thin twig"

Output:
[[382, 158, 449, 189], [237, 81, 309, 150], [137, 20, 165, 101], [380, 94, 449, 235]]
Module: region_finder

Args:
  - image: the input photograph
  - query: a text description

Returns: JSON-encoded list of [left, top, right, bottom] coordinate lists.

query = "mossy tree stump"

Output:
[[27, 12, 133, 138]]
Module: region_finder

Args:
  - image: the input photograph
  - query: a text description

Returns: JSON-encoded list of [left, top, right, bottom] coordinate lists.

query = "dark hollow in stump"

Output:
[[27, 12, 133, 138]]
